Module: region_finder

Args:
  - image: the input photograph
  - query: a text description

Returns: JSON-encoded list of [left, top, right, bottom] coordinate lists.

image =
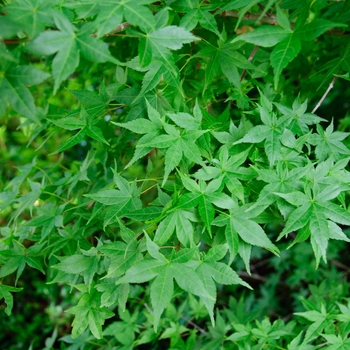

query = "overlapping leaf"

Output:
[[27, 13, 120, 92]]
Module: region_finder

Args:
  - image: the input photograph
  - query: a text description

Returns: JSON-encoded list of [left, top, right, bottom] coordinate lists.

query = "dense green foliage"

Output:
[[1, 0, 350, 348]]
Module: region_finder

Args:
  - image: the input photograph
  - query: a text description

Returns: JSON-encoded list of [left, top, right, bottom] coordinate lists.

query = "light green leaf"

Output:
[[295, 19, 347, 41], [145, 233, 167, 262], [276, 5, 291, 31], [167, 112, 200, 130], [0, 284, 23, 316], [271, 36, 301, 89], [278, 203, 312, 240], [235, 125, 270, 144], [318, 202, 350, 226], [6, 66, 50, 86], [149, 26, 197, 50], [77, 34, 120, 64], [86, 126, 110, 145], [309, 207, 329, 263], [49, 117, 86, 130], [1, 78, 38, 123], [232, 26, 291, 47], [150, 265, 173, 331], [52, 38, 80, 93], [170, 263, 214, 300], [51, 128, 86, 155], [117, 259, 164, 284], [231, 216, 279, 254]]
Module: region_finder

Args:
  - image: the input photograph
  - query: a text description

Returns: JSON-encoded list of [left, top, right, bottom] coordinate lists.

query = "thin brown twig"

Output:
[[240, 45, 259, 81], [311, 75, 338, 114], [239, 271, 267, 282], [330, 259, 350, 273], [220, 10, 277, 26], [111, 21, 131, 33], [257, 3, 272, 18], [181, 316, 209, 336], [220, 10, 349, 36]]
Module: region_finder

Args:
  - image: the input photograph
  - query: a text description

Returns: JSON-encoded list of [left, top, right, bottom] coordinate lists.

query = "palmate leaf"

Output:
[[99, 241, 143, 279], [154, 210, 195, 247], [141, 123, 205, 185], [52, 250, 101, 291], [232, 26, 291, 47], [149, 26, 197, 50], [138, 25, 197, 77], [271, 35, 301, 89], [275, 96, 324, 136], [276, 182, 350, 266], [0, 284, 23, 316], [197, 42, 257, 89], [85, 174, 142, 227], [63, 0, 154, 34], [177, 175, 235, 236], [0, 58, 50, 122], [197, 258, 251, 325], [117, 241, 215, 331], [294, 19, 347, 41], [308, 122, 350, 161], [66, 289, 114, 339], [27, 12, 120, 93], [114, 100, 163, 167], [230, 215, 279, 255], [0, 241, 45, 285], [3, 0, 54, 39]]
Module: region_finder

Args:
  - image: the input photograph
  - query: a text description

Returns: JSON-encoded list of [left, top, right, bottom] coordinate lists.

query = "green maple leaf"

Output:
[[197, 41, 257, 90], [232, 26, 291, 47], [177, 174, 235, 236], [138, 25, 197, 77], [196, 245, 251, 325], [3, 0, 54, 39], [0, 44, 50, 122], [0, 241, 45, 285], [27, 12, 120, 93], [213, 205, 279, 265], [275, 96, 325, 136], [136, 108, 205, 186], [63, 0, 155, 34], [66, 289, 114, 339], [113, 101, 164, 167], [248, 163, 309, 212], [23, 203, 64, 242], [85, 173, 142, 228], [131, 61, 182, 103], [195, 145, 253, 202], [180, 5, 222, 38], [276, 172, 350, 267], [154, 210, 196, 247], [294, 304, 331, 344], [99, 240, 143, 279], [49, 105, 109, 155], [102, 0, 155, 33], [271, 35, 301, 89], [308, 121, 350, 161], [0, 283, 23, 316], [117, 234, 214, 331], [52, 248, 101, 291], [235, 101, 293, 167], [229, 209, 279, 256]]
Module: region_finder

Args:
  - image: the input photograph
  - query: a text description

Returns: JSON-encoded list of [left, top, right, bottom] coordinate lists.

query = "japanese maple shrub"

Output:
[[1, 0, 350, 348]]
